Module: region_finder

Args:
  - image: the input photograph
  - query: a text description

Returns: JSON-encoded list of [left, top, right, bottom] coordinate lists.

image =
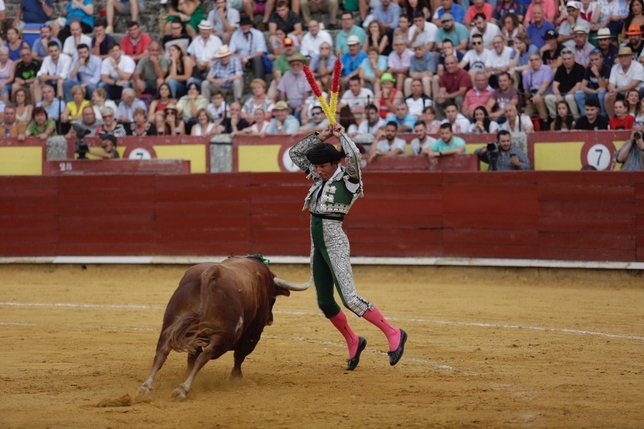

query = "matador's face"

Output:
[[314, 162, 337, 182]]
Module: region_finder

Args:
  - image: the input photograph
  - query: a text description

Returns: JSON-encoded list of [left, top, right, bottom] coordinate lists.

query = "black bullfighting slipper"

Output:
[[346, 337, 367, 371], [388, 329, 407, 366]]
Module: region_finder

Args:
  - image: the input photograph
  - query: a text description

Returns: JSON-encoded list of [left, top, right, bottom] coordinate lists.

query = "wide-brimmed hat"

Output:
[[618, 46, 633, 56], [625, 24, 643, 36], [595, 28, 612, 39], [573, 25, 588, 34], [380, 72, 396, 83], [197, 20, 213, 30], [347, 35, 360, 45], [287, 53, 307, 64], [214, 45, 233, 58], [273, 100, 291, 112], [164, 103, 178, 112]]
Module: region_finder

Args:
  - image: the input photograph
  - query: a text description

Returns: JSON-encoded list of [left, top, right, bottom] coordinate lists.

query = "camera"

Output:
[[634, 131, 643, 141], [486, 142, 498, 152], [73, 123, 91, 160]]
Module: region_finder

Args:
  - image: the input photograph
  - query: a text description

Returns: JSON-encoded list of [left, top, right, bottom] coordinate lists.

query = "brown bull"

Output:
[[138, 257, 311, 400]]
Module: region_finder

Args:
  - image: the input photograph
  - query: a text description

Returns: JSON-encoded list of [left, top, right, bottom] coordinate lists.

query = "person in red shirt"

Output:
[[120, 21, 152, 63], [435, 54, 473, 118], [610, 100, 635, 130], [464, 0, 494, 27]]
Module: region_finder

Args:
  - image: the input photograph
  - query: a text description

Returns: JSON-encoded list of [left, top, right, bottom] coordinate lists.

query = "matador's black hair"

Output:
[[306, 143, 345, 165]]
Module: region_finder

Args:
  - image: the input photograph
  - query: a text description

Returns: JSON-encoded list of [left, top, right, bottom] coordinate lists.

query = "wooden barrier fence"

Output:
[[1, 172, 643, 262]]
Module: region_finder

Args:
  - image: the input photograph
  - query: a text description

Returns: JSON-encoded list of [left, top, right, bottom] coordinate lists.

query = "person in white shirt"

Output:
[[207, 0, 240, 45], [605, 47, 644, 117], [228, 15, 267, 80], [99, 42, 136, 100], [36, 41, 72, 102], [486, 36, 514, 87], [338, 76, 374, 119], [459, 33, 491, 81], [187, 20, 224, 85], [408, 11, 438, 51], [410, 121, 437, 155], [300, 20, 334, 58], [470, 13, 502, 49], [440, 102, 471, 134], [368, 121, 407, 163], [500, 103, 534, 136], [62, 21, 92, 62], [355, 103, 386, 137]]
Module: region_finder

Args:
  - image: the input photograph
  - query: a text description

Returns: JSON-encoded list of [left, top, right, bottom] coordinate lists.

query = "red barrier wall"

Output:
[[1, 172, 642, 262]]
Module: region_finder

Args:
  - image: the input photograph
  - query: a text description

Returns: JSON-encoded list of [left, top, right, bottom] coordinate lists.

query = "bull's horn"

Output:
[[274, 276, 313, 291]]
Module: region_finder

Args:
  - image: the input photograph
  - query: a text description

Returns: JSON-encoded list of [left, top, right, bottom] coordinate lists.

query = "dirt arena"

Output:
[[1, 264, 643, 429]]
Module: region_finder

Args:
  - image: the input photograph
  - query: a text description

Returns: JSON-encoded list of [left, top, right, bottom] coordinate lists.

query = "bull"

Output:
[[138, 256, 311, 400]]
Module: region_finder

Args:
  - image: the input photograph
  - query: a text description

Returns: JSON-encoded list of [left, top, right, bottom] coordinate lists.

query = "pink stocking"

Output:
[[329, 311, 360, 357], [362, 307, 401, 351]]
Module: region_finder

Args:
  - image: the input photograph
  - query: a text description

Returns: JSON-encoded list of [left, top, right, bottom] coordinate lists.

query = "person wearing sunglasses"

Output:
[[459, 33, 491, 82], [298, 105, 328, 132]]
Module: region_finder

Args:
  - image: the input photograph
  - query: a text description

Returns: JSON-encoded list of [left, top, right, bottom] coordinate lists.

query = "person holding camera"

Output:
[[614, 123, 644, 171], [89, 134, 120, 159], [474, 130, 532, 171]]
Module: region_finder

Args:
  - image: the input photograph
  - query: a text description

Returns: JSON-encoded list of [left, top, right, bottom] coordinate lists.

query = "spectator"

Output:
[[436, 13, 470, 53], [337, 105, 359, 135], [241, 0, 272, 32], [277, 53, 310, 119], [217, 100, 249, 134], [487, 71, 520, 122], [133, 42, 168, 97], [422, 105, 442, 133], [57, 0, 95, 44], [500, 13, 524, 45], [597, 0, 625, 39], [165, 0, 204, 39], [89, 134, 120, 159], [177, 81, 209, 131], [300, 20, 333, 59], [201, 45, 243, 101], [610, 99, 635, 129], [510, 33, 539, 81], [377, 72, 404, 119], [272, 37, 297, 83], [341, 35, 367, 86], [524, 0, 557, 25], [388, 36, 413, 93], [5, 28, 30, 62], [526, 5, 555, 50], [61, 84, 89, 123], [148, 83, 176, 122], [405, 41, 436, 98], [13, 48, 41, 104], [299, 105, 329, 132], [300, 77, 326, 125], [575, 49, 610, 116], [470, 105, 500, 133], [105, 0, 143, 34], [605, 47, 644, 118], [191, 108, 217, 136], [32, 25, 62, 62], [363, 20, 391, 56], [463, 71, 495, 119], [126, 107, 157, 136], [624, 24, 644, 62], [627, 89, 641, 116], [266, 100, 299, 134], [65, 43, 101, 101], [91, 87, 117, 121], [386, 102, 417, 132], [11, 88, 32, 124], [432, 0, 466, 27], [62, 21, 91, 62], [339, 76, 374, 119], [269, 1, 302, 46], [465, 0, 494, 28], [36, 41, 71, 101], [436, 54, 473, 117], [165, 44, 193, 99], [408, 15, 437, 52], [393, 16, 412, 49], [308, 42, 335, 92], [65, 105, 102, 137], [161, 18, 191, 57], [500, 103, 534, 135], [541, 29, 563, 71], [459, 33, 492, 81], [96, 106, 127, 139], [162, 103, 186, 135], [18, 106, 57, 140], [241, 107, 270, 135], [569, 26, 594, 67], [99, 43, 135, 100], [187, 21, 223, 86], [474, 130, 531, 170], [208, 0, 240, 45], [405, 78, 433, 118], [0, 47, 13, 103], [471, 12, 502, 49], [91, 18, 116, 60], [206, 91, 227, 124], [368, 121, 406, 162], [335, 11, 366, 57], [356, 103, 386, 136], [423, 122, 467, 165], [359, 46, 387, 93], [493, 0, 526, 24], [545, 48, 584, 119], [116, 88, 147, 122], [487, 36, 514, 87], [13, 0, 55, 35], [229, 15, 267, 81], [301, 0, 338, 31], [0, 103, 27, 136], [433, 39, 464, 97], [372, 0, 402, 32], [403, 0, 431, 21], [551, 99, 576, 130], [574, 98, 609, 130], [614, 123, 644, 170], [441, 101, 471, 133], [36, 84, 64, 121], [120, 21, 151, 63], [241, 79, 274, 121], [558, 1, 590, 46], [411, 121, 436, 155], [595, 28, 618, 68]]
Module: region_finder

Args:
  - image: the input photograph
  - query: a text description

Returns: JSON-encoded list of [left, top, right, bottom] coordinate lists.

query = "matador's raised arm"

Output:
[[289, 133, 321, 178]]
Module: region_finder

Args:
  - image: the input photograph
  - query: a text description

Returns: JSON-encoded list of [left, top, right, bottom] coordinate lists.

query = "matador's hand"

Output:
[[318, 126, 333, 142], [332, 124, 345, 137]]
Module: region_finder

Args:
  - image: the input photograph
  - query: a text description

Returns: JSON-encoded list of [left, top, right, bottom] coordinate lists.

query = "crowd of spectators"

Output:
[[0, 0, 642, 168]]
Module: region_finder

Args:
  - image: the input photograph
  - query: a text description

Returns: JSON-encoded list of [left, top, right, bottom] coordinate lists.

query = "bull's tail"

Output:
[[164, 312, 202, 352]]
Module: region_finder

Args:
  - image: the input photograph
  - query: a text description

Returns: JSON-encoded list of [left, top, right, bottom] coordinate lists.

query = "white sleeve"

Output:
[[123, 56, 136, 74], [427, 23, 438, 42], [37, 57, 49, 76], [59, 56, 72, 79], [101, 58, 110, 76]]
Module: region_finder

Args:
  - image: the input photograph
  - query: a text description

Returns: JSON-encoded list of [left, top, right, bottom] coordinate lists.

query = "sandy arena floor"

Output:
[[0, 264, 643, 429]]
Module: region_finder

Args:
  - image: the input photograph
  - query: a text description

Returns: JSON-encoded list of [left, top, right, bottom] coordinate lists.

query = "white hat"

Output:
[[214, 45, 233, 58], [565, 1, 581, 9], [347, 35, 360, 45], [197, 20, 213, 30]]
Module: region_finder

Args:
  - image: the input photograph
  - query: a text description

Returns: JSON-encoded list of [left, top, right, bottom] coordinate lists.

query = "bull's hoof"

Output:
[[137, 385, 151, 394], [346, 337, 367, 371], [388, 329, 407, 366], [230, 370, 243, 380], [171, 387, 188, 401]]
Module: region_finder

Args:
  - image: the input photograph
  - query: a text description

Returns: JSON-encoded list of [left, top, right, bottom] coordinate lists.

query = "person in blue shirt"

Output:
[[526, 5, 555, 50], [56, 0, 95, 44], [372, 0, 402, 31], [432, 0, 466, 27], [423, 122, 467, 164], [13, 0, 54, 27], [31, 25, 62, 61], [385, 102, 417, 132], [340, 35, 367, 86]]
